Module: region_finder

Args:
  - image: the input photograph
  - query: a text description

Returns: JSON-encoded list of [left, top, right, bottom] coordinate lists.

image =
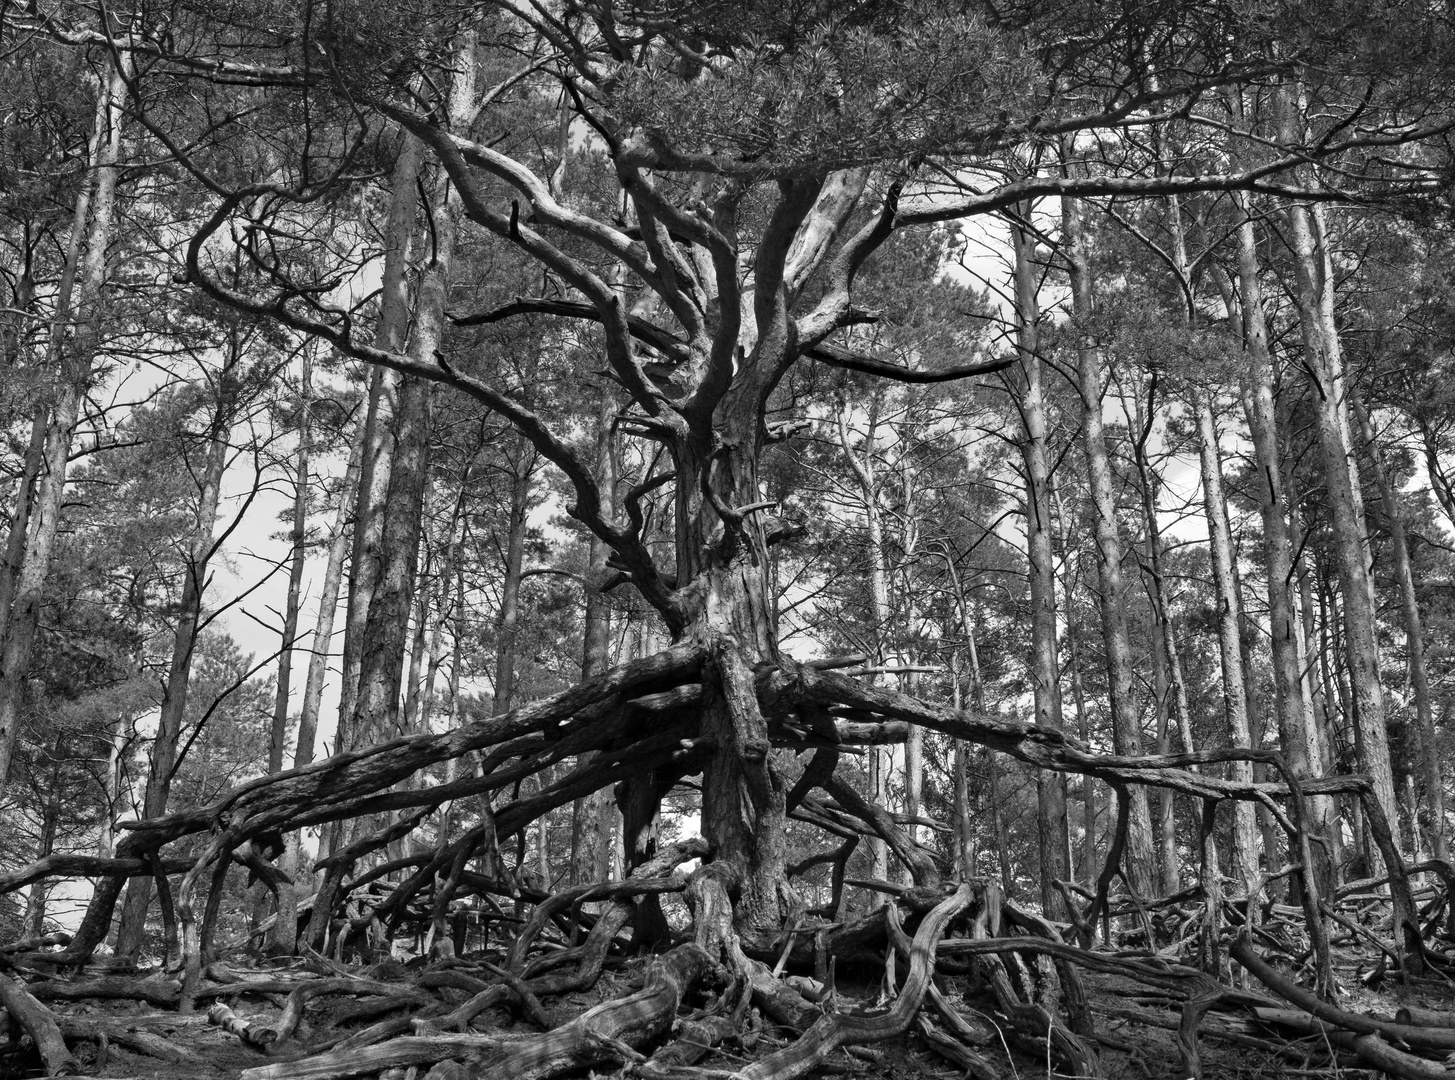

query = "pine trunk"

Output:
[[1351, 391, 1446, 862], [1062, 193, 1156, 897], [1011, 214, 1071, 918], [0, 57, 127, 793], [1192, 389, 1261, 905], [116, 366, 236, 957]]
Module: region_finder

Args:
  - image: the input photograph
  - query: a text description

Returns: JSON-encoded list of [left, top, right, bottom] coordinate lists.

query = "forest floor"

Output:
[[5, 909, 1455, 1080]]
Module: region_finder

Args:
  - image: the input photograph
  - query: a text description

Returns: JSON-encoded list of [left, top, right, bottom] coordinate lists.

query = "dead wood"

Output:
[[506, 837, 708, 975], [0, 971, 81, 1075], [914, 1015, 1003, 1079], [207, 1002, 278, 1048], [1250, 1008, 1455, 1080], [1398, 1004, 1455, 1026], [426, 943, 715, 1080], [1230, 932, 1455, 1052], [273, 976, 425, 1041], [0, 933, 70, 955], [239, 1034, 505, 1080], [731, 884, 973, 1080], [28, 977, 181, 1009]]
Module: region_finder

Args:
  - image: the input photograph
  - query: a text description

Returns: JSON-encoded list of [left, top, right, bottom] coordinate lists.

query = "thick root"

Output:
[[425, 943, 717, 1080]]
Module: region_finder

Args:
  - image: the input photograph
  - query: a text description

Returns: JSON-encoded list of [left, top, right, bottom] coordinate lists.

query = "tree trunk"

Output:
[[269, 350, 311, 774], [1282, 188, 1401, 863], [1127, 381, 1200, 894], [673, 411, 790, 950], [493, 440, 534, 718], [899, 439, 922, 877], [1230, 193, 1337, 895], [940, 548, 981, 883], [23, 740, 63, 937], [334, 132, 424, 757], [0, 56, 127, 793], [116, 358, 237, 957], [1062, 192, 1156, 898], [1051, 483, 1099, 888], [836, 394, 891, 885], [572, 399, 618, 888], [294, 403, 368, 769], [1351, 390, 1446, 862], [1192, 388, 1262, 907], [1011, 211, 1071, 918]]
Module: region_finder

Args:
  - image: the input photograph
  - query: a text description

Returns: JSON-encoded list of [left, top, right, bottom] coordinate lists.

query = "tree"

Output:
[[4, 4, 1455, 1076]]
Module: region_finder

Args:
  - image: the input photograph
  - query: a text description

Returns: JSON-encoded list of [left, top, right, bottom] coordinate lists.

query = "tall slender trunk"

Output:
[[1192, 389, 1262, 906], [96, 709, 130, 860], [24, 739, 63, 937], [899, 437, 922, 869], [1062, 192, 1156, 897], [0, 56, 127, 793], [259, 357, 310, 943], [1351, 391, 1446, 862], [1127, 382, 1200, 893], [1051, 483, 1098, 886], [1282, 188, 1401, 862], [1229, 193, 1337, 894], [572, 401, 617, 887], [334, 133, 424, 756], [268, 351, 311, 774], [836, 394, 891, 884], [1149, 586, 1179, 895], [116, 365, 237, 957], [1285, 448, 1341, 867], [294, 406, 367, 770], [1270, 86, 1400, 871], [940, 547, 981, 883], [493, 442, 534, 718], [400, 584, 431, 736], [1011, 211, 1071, 917]]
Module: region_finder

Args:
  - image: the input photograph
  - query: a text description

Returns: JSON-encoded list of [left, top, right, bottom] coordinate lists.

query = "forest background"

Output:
[[2, 2, 1455, 1079]]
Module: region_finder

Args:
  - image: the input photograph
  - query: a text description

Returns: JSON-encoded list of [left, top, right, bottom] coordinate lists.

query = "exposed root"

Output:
[[732, 884, 972, 1080], [3, 650, 1452, 1080], [0, 971, 80, 1075], [425, 944, 717, 1080]]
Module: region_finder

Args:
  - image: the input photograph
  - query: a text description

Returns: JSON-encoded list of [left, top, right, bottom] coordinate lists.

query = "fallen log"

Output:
[[206, 1002, 278, 1048], [1231, 933, 1455, 1052], [1251, 1008, 1455, 1080], [0, 971, 81, 1076]]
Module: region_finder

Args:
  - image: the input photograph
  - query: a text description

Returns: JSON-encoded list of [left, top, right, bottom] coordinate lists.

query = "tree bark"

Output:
[[1350, 390, 1446, 862], [572, 398, 618, 888], [294, 401, 368, 769], [0, 55, 127, 793], [116, 344, 239, 957], [1282, 181, 1401, 862], [1192, 388, 1261, 906], [1051, 482, 1099, 888], [1229, 193, 1337, 895], [333, 131, 424, 758], [1011, 210, 1072, 918], [269, 349, 312, 774], [836, 393, 892, 885], [1062, 192, 1156, 897]]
